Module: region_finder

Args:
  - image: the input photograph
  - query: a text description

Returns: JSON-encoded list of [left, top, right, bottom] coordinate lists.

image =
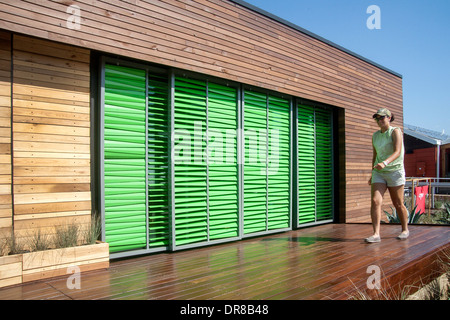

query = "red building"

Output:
[[404, 124, 450, 178]]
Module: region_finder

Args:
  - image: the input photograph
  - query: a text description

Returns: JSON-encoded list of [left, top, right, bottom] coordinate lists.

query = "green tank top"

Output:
[[372, 126, 404, 172]]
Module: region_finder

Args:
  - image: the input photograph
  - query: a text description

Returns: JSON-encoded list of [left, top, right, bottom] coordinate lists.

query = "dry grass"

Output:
[[0, 218, 102, 256], [346, 248, 450, 300]]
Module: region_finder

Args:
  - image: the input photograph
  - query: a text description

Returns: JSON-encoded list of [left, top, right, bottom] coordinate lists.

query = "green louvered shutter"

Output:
[[243, 91, 268, 234], [208, 83, 239, 240], [315, 108, 333, 221], [243, 91, 290, 235], [103, 64, 147, 253], [297, 104, 333, 225], [103, 64, 170, 254], [267, 96, 290, 230], [173, 77, 208, 246], [147, 73, 170, 247], [298, 105, 316, 224], [173, 77, 239, 247]]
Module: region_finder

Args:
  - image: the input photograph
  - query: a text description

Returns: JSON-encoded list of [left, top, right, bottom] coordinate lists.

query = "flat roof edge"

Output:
[[404, 128, 441, 145], [230, 0, 403, 79]]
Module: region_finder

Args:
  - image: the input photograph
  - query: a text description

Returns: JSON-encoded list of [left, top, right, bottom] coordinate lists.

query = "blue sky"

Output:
[[243, 0, 450, 135]]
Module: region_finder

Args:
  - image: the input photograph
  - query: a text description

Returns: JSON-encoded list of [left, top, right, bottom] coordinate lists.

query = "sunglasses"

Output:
[[374, 116, 387, 121]]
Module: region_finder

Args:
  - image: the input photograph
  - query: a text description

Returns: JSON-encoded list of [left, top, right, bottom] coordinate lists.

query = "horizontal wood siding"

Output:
[[0, 30, 11, 234], [12, 35, 91, 238], [405, 147, 437, 178], [0, 0, 403, 223]]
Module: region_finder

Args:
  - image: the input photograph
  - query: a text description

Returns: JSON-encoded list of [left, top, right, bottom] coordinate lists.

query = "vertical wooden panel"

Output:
[[0, 30, 11, 234], [12, 35, 91, 237]]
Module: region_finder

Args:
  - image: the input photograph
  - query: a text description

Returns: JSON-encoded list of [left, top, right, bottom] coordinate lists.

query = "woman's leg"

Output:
[[388, 185, 409, 235], [370, 183, 387, 237]]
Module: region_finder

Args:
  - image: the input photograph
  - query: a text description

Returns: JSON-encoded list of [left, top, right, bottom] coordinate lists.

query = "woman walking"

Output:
[[366, 108, 409, 243]]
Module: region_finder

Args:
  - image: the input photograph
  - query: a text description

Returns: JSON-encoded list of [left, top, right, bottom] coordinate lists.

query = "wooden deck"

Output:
[[0, 223, 448, 301]]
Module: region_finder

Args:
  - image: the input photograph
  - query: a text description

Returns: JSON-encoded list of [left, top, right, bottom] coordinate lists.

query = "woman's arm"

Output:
[[369, 143, 377, 185], [372, 144, 377, 168]]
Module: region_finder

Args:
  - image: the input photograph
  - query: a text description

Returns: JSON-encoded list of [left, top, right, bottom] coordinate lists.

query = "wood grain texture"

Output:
[[0, 31, 11, 232], [0, 254, 22, 288], [12, 35, 91, 237], [21, 242, 109, 283]]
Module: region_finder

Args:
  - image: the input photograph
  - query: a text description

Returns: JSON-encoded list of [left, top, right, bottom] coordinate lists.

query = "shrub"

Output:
[[384, 203, 421, 224]]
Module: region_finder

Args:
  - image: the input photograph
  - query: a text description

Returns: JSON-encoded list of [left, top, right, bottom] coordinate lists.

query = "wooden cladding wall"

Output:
[[0, 33, 92, 239], [0, 0, 403, 222], [0, 31, 11, 233]]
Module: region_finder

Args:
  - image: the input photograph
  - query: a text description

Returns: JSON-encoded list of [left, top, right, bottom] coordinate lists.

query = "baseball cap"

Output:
[[372, 108, 392, 118]]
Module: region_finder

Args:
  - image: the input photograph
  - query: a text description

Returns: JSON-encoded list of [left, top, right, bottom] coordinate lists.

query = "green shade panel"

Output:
[[315, 108, 333, 221], [243, 91, 268, 234], [173, 77, 208, 246], [104, 64, 147, 253], [297, 105, 333, 225], [267, 96, 290, 230], [243, 91, 290, 234], [103, 64, 171, 254], [207, 82, 239, 240], [173, 78, 239, 247], [148, 72, 170, 247]]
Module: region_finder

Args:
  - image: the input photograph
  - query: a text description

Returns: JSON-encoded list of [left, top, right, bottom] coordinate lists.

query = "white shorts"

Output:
[[372, 169, 405, 187]]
